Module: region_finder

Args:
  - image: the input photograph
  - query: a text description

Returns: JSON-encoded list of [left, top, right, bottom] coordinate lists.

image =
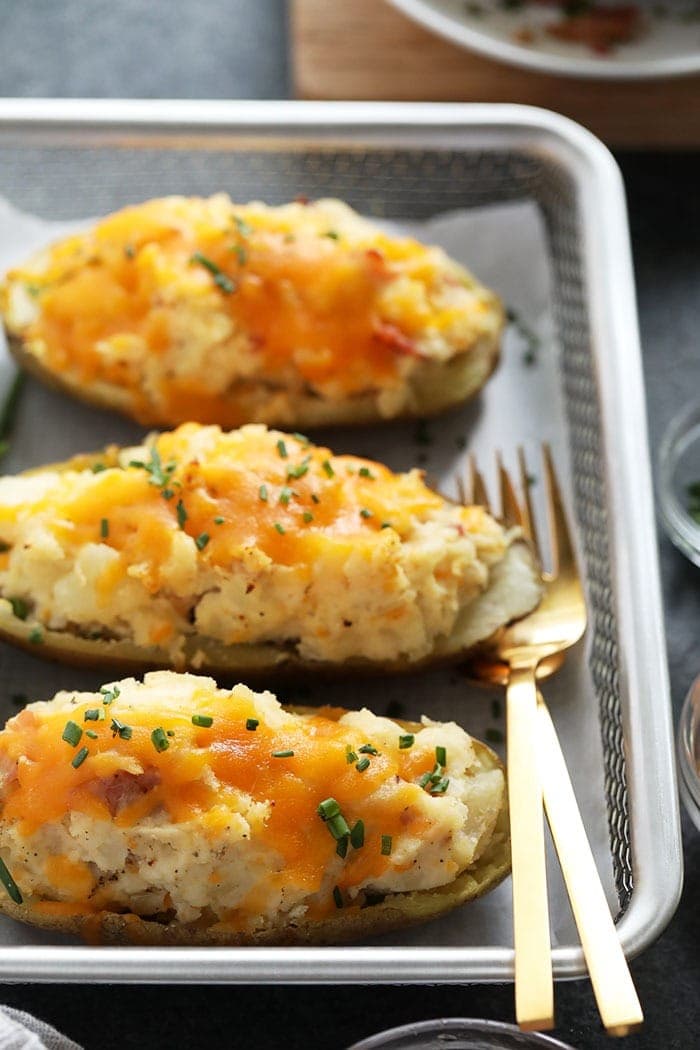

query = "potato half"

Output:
[[0, 196, 502, 429], [0, 425, 541, 677], [0, 672, 510, 945]]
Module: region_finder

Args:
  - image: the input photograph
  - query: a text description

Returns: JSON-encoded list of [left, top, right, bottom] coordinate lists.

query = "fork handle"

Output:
[[507, 664, 554, 1031], [536, 697, 644, 1036]]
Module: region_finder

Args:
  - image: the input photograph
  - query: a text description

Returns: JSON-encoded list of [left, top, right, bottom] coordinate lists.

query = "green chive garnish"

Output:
[[276, 439, 288, 459], [287, 459, 310, 480], [358, 467, 374, 478], [8, 597, 29, 620], [302, 511, 314, 523], [233, 215, 252, 237], [311, 493, 320, 505], [190, 252, 235, 294], [176, 500, 187, 528], [350, 820, 365, 849], [399, 734, 414, 749], [381, 835, 393, 856], [323, 230, 340, 240], [278, 486, 293, 505], [435, 746, 447, 767], [322, 460, 335, 478], [100, 684, 120, 705], [0, 857, 23, 904], [151, 727, 170, 753], [360, 508, 373, 519], [72, 746, 89, 769], [192, 714, 214, 728], [380, 522, 392, 529], [214, 516, 225, 524], [62, 721, 82, 747], [358, 744, 379, 756], [259, 484, 268, 502], [85, 730, 98, 740], [327, 814, 351, 840], [274, 522, 285, 535], [430, 777, 450, 795], [336, 836, 349, 859], [100, 518, 109, 538], [355, 757, 370, 773], [232, 244, 247, 266], [91, 462, 106, 473], [332, 885, 343, 909], [28, 627, 43, 645], [246, 718, 259, 731], [84, 708, 105, 722], [318, 798, 341, 820], [345, 748, 358, 764], [195, 532, 210, 551], [293, 432, 309, 445], [167, 730, 175, 737], [272, 749, 294, 759], [110, 718, 132, 740], [162, 488, 174, 500], [124, 244, 135, 259]]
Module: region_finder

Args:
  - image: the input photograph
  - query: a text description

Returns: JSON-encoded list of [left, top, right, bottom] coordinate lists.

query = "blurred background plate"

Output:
[[387, 0, 700, 78]]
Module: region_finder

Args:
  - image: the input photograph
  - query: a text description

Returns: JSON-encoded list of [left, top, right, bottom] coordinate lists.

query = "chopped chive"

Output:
[[430, 777, 450, 795], [84, 708, 105, 722], [322, 459, 335, 478], [110, 718, 132, 740], [435, 746, 447, 767], [292, 432, 310, 446], [381, 835, 393, 856], [355, 757, 371, 773], [485, 727, 504, 745], [332, 885, 343, 909], [162, 488, 174, 501], [327, 814, 351, 840], [0, 857, 22, 905], [259, 484, 268, 502], [323, 230, 340, 240], [276, 439, 288, 459], [151, 727, 170, 753], [62, 721, 82, 747], [358, 743, 379, 756], [231, 244, 247, 266], [336, 835, 349, 859], [311, 493, 321, 505], [360, 508, 373, 519], [100, 684, 120, 705], [271, 749, 294, 758], [214, 516, 225, 524], [287, 458, 310, 480], [8, 597, 29, 621], [85, 730, 98, 740], [350, 820, 365, 849], [245, 718, 259, 731], [192, 714, 214, 728], [71, 746, 89, 769], [190, 252, 235, 294], [100, 518, 109, 538], [317, 798, 341, 821], [195, 532, 210, 551], [418, 770, 433, 789], [166, 730, 175, 737], [124, 244, 135, 259], [91, 462, 106, 474], [278, 486, 293, 506], [345, 748, 358, 764], [302, 511, 314, 524], [274, 522, 286, 535], [358, 467, 374, 479], [380, 522, 392, 530], [398, 734, 414, 750], [176, 500, 187, 529], [233, 215, 252, 237], [28, 627, 43, 645]]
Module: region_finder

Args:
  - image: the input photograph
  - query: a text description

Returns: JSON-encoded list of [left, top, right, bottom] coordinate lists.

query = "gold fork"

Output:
[[459, 447, 642, 1035]]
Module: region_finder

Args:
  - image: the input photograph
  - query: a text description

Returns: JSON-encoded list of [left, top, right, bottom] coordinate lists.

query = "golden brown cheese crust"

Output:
[[1, 196, 503, 429]]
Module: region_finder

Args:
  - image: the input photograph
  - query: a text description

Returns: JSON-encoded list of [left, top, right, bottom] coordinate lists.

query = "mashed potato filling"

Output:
[[1, 196, 502, 426], [0, 424, 509, 665], [0, 672, 504, 930]]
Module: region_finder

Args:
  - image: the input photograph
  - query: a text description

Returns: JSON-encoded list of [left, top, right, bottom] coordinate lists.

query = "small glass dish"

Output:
[[678, 675, 700, 831], [347, 1019, 576, 1050], [658, 399, 700, 566]]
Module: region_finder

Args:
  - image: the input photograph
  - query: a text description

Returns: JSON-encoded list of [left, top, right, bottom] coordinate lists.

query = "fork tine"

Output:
[[497, 452, 523, 529], [517, 446, 540, 554], [543, 444, 575, 576], [468, 454, 491, 513]]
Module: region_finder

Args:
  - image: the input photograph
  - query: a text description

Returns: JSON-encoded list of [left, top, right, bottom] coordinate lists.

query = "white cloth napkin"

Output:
[[0, 1009, 81, 1050]]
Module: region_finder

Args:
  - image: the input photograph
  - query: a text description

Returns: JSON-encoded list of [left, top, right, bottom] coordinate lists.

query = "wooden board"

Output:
[[291, 0, 700, 148]]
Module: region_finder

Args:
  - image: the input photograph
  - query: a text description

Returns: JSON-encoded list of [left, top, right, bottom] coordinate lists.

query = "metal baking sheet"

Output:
[[0, 99, 682, 983]]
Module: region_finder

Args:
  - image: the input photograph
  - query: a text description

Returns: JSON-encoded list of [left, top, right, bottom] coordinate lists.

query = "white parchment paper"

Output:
[[0, 195, 614, 951]]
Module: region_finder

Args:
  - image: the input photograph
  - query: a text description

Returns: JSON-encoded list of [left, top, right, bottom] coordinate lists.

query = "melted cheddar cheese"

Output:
[[0, 673, 505, 930], [1, 196, 502, 426], [0, 424, 508, 665]]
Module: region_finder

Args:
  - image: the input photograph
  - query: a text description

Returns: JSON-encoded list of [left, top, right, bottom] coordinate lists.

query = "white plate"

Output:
[[388, 0, 700, 79]]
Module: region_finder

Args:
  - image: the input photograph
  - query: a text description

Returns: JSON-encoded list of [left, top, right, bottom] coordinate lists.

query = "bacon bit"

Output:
[[90, 769, 160, 816], [294, 194, 310, 206], [546, 6, 642, 53], [372, 321, 419, 357], [453, 523, 466, 537]]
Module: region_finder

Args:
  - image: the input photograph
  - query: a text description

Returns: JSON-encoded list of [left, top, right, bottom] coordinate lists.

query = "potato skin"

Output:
[[0, 730, 509, 947]]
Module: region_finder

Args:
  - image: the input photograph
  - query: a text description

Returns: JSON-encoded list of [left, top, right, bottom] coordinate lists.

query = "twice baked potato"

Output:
[[0, 195, 503, 429], [0, 424, 541, 676], [0, 671, 509, 945]]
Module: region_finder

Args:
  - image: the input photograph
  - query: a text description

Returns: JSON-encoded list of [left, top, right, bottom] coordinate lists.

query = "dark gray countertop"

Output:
[[0, 4, 698, 1048]]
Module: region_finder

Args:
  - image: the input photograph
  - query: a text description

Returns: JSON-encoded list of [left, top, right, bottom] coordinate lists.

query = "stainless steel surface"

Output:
[[0, 99, 681, 983]]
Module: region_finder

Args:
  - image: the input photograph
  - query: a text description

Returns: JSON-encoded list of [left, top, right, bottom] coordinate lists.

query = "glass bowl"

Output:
[[678, 675, 700, 831], [658, 399, 700, 567], [347, 1019, 576, 1050]]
